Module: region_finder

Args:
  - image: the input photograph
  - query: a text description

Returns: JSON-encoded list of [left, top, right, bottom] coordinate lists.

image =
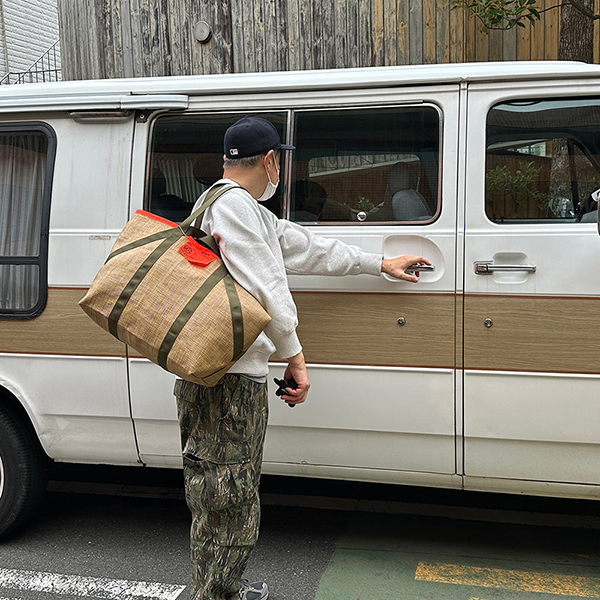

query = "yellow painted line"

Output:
[[415, 562, 600, 598]]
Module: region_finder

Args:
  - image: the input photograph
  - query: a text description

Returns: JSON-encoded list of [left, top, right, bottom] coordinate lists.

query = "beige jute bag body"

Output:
[[79, 183, 271, 386]]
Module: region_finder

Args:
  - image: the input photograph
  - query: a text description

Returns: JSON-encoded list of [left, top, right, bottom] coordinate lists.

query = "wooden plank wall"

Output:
[[57, 0, 600, 80], [465, 0, 600, 63]]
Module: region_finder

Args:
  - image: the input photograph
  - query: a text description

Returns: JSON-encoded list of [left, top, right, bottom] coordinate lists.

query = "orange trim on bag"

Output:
[[135, 210, 177, 228], [179, 237, 220, 267]]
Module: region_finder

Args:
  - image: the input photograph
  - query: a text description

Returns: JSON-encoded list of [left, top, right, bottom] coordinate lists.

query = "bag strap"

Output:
[[108, 233, 179, 337], [181, 182, 241, 256], [156, 262, 230, 369], [180, 182, 241, 231], [106, 183, 240, 263], [106, 227, 177, 263]]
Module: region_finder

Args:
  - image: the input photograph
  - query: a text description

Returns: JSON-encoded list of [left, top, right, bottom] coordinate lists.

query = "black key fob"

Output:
[[273, 376, 298, 408]]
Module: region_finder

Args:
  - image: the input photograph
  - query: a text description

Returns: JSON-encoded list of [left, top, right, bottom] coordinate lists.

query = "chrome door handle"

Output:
[[474, 261, 536, 275], [406, 264, 436, 274]]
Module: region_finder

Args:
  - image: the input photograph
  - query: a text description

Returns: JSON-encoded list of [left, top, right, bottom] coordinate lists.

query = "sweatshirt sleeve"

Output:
[[273, 217, 382, 277], [205, 193, 302, 360]]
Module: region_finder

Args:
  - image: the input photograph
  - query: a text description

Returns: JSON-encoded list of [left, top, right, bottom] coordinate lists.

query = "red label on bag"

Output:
[[179, 237, 219, 267]]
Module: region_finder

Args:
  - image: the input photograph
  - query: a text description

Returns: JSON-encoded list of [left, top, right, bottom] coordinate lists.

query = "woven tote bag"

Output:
[[79, 183, 271, 387]]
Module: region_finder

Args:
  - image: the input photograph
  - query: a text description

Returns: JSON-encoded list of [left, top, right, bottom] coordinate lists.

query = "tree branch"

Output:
[[534, 0, 600, 18], [564, 0, 600, 20], [536, 3, 563, 15], [472, 13, 515, 30], [453, 0, 600, 32]]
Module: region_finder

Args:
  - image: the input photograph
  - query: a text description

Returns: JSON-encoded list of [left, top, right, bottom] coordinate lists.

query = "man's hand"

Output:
[[382, 255, 431, 283], [281, 351, 310, 406]]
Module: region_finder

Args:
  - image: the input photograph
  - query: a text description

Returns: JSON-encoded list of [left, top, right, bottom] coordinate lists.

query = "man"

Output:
[[174, 116, 430, 600]]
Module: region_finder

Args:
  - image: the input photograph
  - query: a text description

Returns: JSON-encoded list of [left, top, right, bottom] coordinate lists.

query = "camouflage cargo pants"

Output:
[[174, 374, 269, 600]]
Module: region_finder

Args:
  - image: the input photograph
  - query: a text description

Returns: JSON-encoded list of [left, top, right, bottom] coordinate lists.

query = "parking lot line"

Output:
[[0, 567, 185, 600], [415, 562, 600, 598]]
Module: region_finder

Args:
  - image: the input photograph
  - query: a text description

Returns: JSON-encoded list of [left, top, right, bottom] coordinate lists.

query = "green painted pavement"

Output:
[[314, 548, 420, 600], [313, 511, 600, 600]]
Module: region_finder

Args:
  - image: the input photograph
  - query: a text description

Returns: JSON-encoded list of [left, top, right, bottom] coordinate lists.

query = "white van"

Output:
[[1, 61, 600, 535]]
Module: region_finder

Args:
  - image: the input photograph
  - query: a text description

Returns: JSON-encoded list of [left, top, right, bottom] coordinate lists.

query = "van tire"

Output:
[[0, 406, 47, 537]]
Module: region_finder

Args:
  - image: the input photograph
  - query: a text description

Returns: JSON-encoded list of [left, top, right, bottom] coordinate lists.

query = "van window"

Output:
[[291, 106, 441, 224], [0, 125, 55, 318], [486, 98, 600, 223], [148, 113, 288, 222]]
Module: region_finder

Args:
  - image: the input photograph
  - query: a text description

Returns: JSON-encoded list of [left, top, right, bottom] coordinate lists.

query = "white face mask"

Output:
[[257, 161, 280, 202]]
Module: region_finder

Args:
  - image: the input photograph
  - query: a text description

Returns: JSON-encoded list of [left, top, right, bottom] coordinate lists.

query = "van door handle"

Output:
[[406, 264, 435, 274], [474, 261, 537, 275]]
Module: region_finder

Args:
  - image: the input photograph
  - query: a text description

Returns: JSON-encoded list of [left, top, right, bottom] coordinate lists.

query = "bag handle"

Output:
[[180, 182, 241, 256], [180, 183, 241, 232], [106, 183, 240, 263]]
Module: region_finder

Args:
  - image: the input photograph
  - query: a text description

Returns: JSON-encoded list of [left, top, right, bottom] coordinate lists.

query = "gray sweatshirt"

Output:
[[195, 179, 383, 377]]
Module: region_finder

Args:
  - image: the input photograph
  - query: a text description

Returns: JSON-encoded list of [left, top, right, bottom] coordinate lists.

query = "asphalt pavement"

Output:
[[1, 469, 600, 600]]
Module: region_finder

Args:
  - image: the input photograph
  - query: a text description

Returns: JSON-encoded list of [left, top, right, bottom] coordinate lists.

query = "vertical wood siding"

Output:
[[464, 0, 599, 63], [57, 0, 600, 80]]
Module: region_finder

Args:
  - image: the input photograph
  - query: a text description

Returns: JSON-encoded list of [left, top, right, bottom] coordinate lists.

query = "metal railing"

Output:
[[0, 41, 61, 85]]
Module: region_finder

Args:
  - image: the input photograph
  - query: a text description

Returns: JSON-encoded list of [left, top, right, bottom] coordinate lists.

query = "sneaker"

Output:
[[239, 578, 269, 600]]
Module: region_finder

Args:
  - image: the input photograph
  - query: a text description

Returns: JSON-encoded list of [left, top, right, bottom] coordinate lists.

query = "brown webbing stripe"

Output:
[[156, 263, 229, 370], [108, 231, 179, 338], [106, 229, 174, 263], [223, 274, 245, 361]]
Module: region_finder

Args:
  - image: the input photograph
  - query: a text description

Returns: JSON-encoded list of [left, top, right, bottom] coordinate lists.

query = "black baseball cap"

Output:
[[224, 116, 295, 159]]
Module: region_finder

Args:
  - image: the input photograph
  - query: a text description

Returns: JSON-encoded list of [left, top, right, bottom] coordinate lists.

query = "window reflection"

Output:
[[149, 113, 287, 222], [291, 107, 440, 224], [486, 98, 600, 223]]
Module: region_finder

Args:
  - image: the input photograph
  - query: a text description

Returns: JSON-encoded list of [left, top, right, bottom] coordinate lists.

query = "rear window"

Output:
[[0, 124, 55, 319]]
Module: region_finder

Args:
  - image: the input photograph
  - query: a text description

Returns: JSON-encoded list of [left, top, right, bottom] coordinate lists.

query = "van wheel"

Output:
[[0, 406, 47, 537]]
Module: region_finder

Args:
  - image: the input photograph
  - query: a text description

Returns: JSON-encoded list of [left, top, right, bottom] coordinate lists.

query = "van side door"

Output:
[[129, 86, 461, 485], [267, 95, 460, 482], [463, 81, 600, 490]]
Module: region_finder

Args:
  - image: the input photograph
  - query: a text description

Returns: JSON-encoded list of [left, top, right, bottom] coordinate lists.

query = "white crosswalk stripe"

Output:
[[0, 568, 186, 600]]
